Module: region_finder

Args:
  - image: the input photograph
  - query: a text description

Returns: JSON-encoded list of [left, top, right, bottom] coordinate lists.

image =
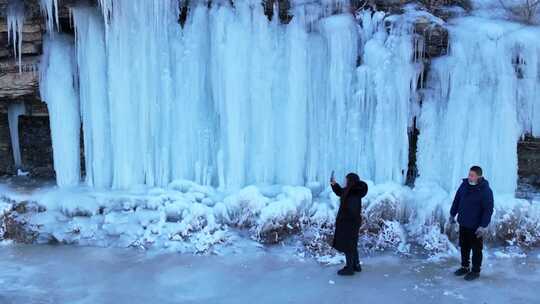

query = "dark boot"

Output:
[[337, 266, 354, 276], [354, 264, 362, 272], [338, 252, 355, 276], [454, 267, 470, 276], [464, 271, 480, 281]]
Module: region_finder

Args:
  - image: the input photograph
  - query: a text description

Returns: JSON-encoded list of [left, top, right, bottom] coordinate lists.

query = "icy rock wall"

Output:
[[38, 1, 540, 196], [50, 1, 422, 190], [417, 17, 540, 193]]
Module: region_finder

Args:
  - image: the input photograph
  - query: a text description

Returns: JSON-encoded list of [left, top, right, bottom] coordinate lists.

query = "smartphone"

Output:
[[330, 170, 335, 182]]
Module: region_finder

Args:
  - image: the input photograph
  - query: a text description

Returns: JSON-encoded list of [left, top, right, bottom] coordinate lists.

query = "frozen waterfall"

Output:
[[38, 1, 540, 195], [417, 17, 540, 193], [63, 2, 421, 190]]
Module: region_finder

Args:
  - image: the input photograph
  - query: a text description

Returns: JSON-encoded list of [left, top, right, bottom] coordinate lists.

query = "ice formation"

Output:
[[1, 179, 539, 256], [7, 103, 25, 168], [47, 1, 426, 191], [6, 0, 25, 72], [2, 0, 536, 259], [39, 34, 81, 187], [36, 1, 540, 195], [354, 10, 424, 184], [72, 7, 112, 188], [39, 0, 60, 32], [417, 17, 540, 193]]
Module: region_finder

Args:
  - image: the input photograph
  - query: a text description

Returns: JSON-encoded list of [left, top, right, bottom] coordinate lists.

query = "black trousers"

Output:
[[459, 226, 483, 273], [344, 231, 359, 268], [345, 250, 359, 268]]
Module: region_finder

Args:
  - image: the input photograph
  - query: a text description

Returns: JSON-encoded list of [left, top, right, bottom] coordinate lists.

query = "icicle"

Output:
[[347, 11, 422, 184], [40, 34, 81, 187], [72, 6, 113, 188], [7, 103, 26, 169], [171, 4, 216, 186], [309, 13, 358, 183], [209, 1, 251, 189], [6, 0, 25, 73], [247, 3, 279, 184], [99, 0, 178, 188], [40, 0, 60, 32], [274, 7, 310, 185]]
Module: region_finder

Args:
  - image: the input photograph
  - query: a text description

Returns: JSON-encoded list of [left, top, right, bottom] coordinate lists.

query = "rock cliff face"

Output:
[[518, 136, 540, 187], [0, 0, 72, 176], [0, 0, 538, 190]]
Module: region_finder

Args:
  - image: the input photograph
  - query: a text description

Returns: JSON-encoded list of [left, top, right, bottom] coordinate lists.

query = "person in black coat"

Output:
[[330, 172, 368, 276], [449, 165, 494, 281]]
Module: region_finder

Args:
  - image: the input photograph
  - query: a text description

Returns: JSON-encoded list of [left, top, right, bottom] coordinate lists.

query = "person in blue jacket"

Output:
[[449, 165, 494, 281]]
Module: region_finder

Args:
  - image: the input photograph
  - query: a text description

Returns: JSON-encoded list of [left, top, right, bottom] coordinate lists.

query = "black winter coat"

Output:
[[331, 182, 368, 253]]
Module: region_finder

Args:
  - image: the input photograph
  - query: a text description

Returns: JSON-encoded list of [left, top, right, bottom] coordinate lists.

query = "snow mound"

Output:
[[1, 180, 539, 257]]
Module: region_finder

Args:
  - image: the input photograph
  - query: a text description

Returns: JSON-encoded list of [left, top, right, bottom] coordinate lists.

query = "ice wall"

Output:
[[63, 2, 421, 190], [42, 1, 538, 194], [39, 34, 81, 187], [417, 17, 540, 194], [6, 0, 25, 72], [354, 11, 423, 184], [72, 7, 112, 188]]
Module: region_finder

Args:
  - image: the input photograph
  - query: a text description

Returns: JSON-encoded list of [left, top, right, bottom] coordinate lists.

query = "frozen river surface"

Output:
[[0, 244, 539, 304]]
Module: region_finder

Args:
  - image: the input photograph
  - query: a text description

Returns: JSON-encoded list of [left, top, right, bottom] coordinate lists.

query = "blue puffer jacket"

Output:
[[450, 178, 494, 230]]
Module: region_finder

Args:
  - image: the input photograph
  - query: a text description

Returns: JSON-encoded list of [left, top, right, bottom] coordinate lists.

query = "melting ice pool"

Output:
[[0, 244, 539, 304]]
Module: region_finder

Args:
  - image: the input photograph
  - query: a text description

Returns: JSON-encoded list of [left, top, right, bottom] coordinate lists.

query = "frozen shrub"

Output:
[[366, 184, 407, 218], [374, 220, 409, 252], [254, 186, 312, 243], [2, 181, 540, 256], [498, 0, 540, 24], [301, 224, 336, 258], [419, 0, 473, 11], [492, 200, 540, 247], [410, 224, 455, 254], [222, 186, 269, 228]]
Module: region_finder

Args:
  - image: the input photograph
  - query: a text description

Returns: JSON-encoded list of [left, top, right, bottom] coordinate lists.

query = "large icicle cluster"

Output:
[[72, 8, 112, 188], [417, 17, 540, 194], [39, 1, 540, 196], [354, 11, 424, 183], [39, 34, 81, 187], [6, 0, 25, 72], [39, 0, 60, 32], [59, 1, 421, 190]]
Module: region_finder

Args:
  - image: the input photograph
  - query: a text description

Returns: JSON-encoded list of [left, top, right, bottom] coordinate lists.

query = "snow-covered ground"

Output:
[[0, 243, 538, 304], [1, 177, 539, 262]]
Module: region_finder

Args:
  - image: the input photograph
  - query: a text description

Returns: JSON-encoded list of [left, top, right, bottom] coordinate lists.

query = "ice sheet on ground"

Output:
[[0, 244, 538, 304]]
